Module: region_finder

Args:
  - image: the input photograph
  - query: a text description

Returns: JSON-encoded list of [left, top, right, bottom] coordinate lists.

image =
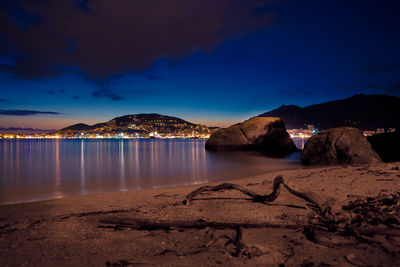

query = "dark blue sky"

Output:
[[0, 0, 399, 129]]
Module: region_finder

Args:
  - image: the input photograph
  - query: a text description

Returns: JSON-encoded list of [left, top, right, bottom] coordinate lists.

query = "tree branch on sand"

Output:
[[183, 175, 335, 224], [100, 175, 400, 259]]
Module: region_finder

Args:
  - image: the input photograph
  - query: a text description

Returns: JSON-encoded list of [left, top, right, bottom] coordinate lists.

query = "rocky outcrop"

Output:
[[301, 127, 381, 165], [368, 130, 400, 162], [205, 117, 297, 157]]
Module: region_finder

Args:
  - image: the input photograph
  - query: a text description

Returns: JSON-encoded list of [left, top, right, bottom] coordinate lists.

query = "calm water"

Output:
[[0, 139, 304, 204]]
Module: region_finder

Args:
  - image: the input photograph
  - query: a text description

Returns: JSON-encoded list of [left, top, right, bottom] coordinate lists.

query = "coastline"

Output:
[[1, 162, 400, 266]]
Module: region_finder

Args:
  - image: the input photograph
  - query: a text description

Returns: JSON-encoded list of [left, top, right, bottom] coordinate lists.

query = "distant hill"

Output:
[[59, 123, 92, 132], [56, 113, 211, 136], [107, 113, 195, 127], [0, 127, 56, 134], [259, 94, 400, 130]]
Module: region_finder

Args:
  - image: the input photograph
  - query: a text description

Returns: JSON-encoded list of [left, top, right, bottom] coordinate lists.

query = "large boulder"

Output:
[[301, 127, 381, 165], [367, 130, 400, 162], [205, 117, 298, 157]]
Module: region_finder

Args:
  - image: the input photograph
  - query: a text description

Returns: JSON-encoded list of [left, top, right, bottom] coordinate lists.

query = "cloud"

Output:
[[364, 64, 400, 73], [0, 98, 6, 102], [71, 95, 80, 100], [0, 0, 278, 80], [0, 57, 64, 80], [90, 77, 125, 100], [0, 109, 62, 116], [91, 88, 124, 101]]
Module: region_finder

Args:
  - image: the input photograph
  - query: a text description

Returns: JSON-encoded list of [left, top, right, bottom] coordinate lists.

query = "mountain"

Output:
[[259, 94, 400, 130], [56, 113, 212, 136]]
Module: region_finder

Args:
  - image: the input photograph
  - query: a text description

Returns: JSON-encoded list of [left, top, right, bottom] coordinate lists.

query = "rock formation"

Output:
[[301, 127, 381, 165], [205, 117, 297, 157], [368, 130, 400, 162]]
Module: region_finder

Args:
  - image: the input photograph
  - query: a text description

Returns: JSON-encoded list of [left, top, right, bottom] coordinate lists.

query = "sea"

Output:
[[0, 138, 306, 204]]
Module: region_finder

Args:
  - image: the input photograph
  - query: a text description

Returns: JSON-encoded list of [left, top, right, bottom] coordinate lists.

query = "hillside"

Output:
[[259, 94, 400, 130], [59, 123, 92, 132], [0, 127, 56, 134], [56, 113, 211, 137], [107, 113, 195, 127]]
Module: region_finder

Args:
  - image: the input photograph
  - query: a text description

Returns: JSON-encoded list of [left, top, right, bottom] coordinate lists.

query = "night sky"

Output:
[[0, 0, 399, 129]]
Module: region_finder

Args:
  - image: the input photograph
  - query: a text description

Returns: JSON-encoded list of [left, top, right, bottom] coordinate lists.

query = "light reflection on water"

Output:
[[0, 139, 304, 204], [292, 137, 309, 150]]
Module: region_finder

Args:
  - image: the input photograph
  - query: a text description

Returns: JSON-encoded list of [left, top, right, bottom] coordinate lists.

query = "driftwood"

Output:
[[99, 218, 400, 237], [184, 175, 284, 205], [99, 175, 400, 259], [99, 217, 303, 231], [184, 175, 334, 223], [98, 217, 302, 258]]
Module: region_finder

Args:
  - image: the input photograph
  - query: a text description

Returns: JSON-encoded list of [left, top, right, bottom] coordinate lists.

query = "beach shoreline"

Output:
[[1, 162, 400, 266]]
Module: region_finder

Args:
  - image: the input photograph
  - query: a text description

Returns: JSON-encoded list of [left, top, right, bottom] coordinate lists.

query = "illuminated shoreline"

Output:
[[0, 135, 211, 140]]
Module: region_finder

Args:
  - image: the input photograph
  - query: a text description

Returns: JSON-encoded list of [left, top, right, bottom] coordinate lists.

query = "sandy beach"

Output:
[[1, 162, 400, 266]]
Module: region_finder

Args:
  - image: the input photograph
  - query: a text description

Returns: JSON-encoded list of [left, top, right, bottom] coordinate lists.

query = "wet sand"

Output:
[[1, 162, 400, 266]]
